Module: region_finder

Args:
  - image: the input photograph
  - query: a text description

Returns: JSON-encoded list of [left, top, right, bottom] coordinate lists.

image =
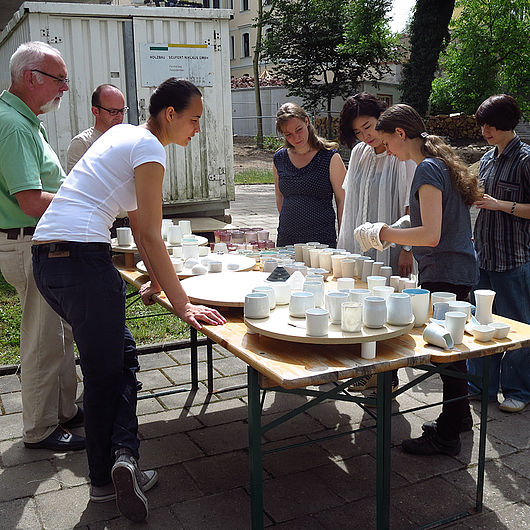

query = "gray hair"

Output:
[[10, 41, 63, 83]]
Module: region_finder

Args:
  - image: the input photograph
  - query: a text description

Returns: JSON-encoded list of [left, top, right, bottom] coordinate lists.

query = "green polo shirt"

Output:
[[0, 90, 66, 228]]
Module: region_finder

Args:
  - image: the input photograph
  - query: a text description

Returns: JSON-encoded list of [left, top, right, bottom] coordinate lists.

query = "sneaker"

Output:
[[348, 374, 377, 392], [422, 414, 473, 434], [111, 448, 158, 522], [90, 469, 158, 503], [499, 398, 528, 413], [402, 427, 461, 456], [61, 407, 84, 429]]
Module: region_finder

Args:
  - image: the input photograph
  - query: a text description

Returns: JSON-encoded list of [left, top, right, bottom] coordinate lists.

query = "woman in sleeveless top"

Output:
[[273, 103, 346, 248]]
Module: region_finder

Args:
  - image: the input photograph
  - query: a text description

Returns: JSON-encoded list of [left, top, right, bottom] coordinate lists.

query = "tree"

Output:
[[262, 0, 397, 138], [400, 0, 456, 116], [430, 0, 530, 117], [252, 0, 268, 149]]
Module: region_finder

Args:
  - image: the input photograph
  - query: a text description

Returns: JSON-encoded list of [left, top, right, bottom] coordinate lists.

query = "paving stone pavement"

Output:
[[0, 185, 528, 529]]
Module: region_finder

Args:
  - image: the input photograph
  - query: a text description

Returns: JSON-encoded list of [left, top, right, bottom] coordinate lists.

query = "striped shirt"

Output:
[[474, 135, 530, 272]]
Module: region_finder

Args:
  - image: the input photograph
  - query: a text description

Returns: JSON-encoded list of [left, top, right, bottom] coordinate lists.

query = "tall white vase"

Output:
[[474, 289, 495, 324]]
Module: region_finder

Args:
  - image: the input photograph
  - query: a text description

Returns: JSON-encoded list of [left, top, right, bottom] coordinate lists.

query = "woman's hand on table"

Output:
[[398, 248, 413, 277], [180, 302, 227, 330], [139, 281, 161, 306]]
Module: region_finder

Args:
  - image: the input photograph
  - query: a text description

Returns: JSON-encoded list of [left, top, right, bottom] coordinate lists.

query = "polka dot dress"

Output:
[[274, 147, 337, 248]]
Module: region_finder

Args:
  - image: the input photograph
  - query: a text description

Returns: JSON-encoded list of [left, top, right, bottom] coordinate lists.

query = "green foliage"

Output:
[[234, 169, 275, 185], [262, 0, 397, 119], [261, 135, 283, 151], [0, 272, 22, 365], [400, 0, 456, 116], [430, 0, 530, 117]]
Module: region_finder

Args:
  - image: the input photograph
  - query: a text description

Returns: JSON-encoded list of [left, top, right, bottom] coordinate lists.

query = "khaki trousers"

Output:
[[0, 233, 77, 442]]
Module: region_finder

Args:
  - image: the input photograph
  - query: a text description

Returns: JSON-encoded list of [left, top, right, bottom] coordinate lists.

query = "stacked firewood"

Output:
[[426, 113, 482, 140], [231, 74, 283, 89], [314, 116, 340, 139]]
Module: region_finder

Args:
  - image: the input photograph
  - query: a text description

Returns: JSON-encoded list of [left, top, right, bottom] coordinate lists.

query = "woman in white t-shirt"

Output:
[[32, 78, 225, 523]]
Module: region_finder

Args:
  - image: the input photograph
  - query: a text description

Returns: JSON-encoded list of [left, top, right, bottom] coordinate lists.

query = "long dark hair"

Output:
[[376, 104, 482, 206], [339, 93, 387, 148], [149, 78, 201, 117]]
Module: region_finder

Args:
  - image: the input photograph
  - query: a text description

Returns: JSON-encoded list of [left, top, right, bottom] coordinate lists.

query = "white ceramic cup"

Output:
[[178, 219, 192, 236], [253, 286, 276, 309], [207, 260, 223, 273], [432, 302, 450, 320], [362, 296, 387, 328], [379, 266, 392, 282], [398, 277, 409, 293], [309, 248, 321, 268], [244, 292, 270, 319], [489, 321, 510, 339], [331, 254, 347, 278], [337, 277, 355, 292], [182, 241, 199, 260], [341, 302, 362, 332], [116, 227, 132, 246], [319, 251, 334, 272], [361, 341, 377, 359], [303, 280, 325, 307], [170, 257, 184, 273], [172, 246, 183, 258], [294, 243, 306, 262], [386, 293, 413, 326], [423, 323, 454, 349], [403, 288, 430, 327], [305, 308, 330, 337], [198, 245, 210, 257], [431, 291, 457, 308], [167, 225, 183, 245], [372, 285, 395, 301], [445, 311, 467, 344], [447, 301, 472, 321], [161, 219, 173, 240], [349, 288, 371, 304], [325, 291, 349, 324], [403, 278, 417, 290], [367, 275, 386, 293], [474, 289, 496, 325], [371, 261, 384, 276], [262, 259, 278, 273], [289, 291, 315, 317], [267, 280, 291, 305], [213, 242, 228, 254], [305, 274, 324, 284], [340, 259, 356, 278], [361, 259, 375, 283], [389, 275, 401, 290]]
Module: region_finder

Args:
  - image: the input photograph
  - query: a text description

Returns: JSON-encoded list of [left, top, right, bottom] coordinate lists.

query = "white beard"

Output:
[[40, 96, 61, 114]]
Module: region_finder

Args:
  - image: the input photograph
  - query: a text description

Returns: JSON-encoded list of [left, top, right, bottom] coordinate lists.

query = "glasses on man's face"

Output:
[[32, 69, 69, 86], [96, 105, 129, 116]]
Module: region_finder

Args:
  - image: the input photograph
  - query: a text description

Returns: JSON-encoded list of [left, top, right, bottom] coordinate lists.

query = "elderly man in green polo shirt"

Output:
[[0, 41, 84, 451]]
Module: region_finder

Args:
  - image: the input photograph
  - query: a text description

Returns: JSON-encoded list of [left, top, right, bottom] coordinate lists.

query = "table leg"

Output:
[[376, 370, 392, 530], [190, 326, 198, 389], [207, 338, 214, 394], [248, 366, 264, 530], [475, 355, 491, 511]]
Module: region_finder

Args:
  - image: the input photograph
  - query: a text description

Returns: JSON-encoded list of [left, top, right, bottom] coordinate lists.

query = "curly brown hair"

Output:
[[375, 104, 482, 205]]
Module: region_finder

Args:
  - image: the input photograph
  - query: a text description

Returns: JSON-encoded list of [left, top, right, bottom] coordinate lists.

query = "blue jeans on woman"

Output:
[[468, 263, 530, 404], [32, 242, 140, 487]]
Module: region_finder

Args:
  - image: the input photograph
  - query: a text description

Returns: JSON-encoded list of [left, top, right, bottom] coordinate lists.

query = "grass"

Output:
[[234, 168, 274, 184], [0, 272, 189, 367]]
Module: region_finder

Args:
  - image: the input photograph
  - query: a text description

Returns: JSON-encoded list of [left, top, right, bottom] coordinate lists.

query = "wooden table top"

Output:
[[117, 265, 530, 389]]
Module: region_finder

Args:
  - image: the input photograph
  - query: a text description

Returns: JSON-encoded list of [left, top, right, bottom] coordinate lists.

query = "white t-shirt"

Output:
[[338, 142, 416, 269], [34, 124, 166, 243]]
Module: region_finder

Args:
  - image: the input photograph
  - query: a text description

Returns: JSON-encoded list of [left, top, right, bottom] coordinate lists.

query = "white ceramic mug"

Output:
[[386, 293, 413, 326], [361, 259, 375, 283], [267, 280, 291, 305], [289, 291, 315, 317], [398, 277, 409, 293], [167, 225, 183, 245], [172, 246, 183, 258], [262, 259, 278, 273], [367, 275, 386, 293], [349, 288, 371, 304], [474, 289, 496, 325], [423, 323, 454, 349], [431, 291, 457, 308], [341, 302, 362, 333], [309, 248, 321, 268], [319, 251, 334, 272], [372, 285, 395, 301], [303, 280, 325, 307], [403, 278, 417, 290], [445, 311, 467, 344], [182, 241, 199, 260], [361, 341, 377, 359], [207, 260, 223, 273], [253, 286, 276, 309], [447, 301, 472, 321], [432, 302, 450, 320], [161, 219, 173, 240], [325, 291, 349, 324], [337, 277, 355, 292], [331, 254, 347, 278], [371, 261, 384, 276], [294, 243, 306, 262], [116, 227, 132, 246], [362, 296, 387, 328], [170, 257, 184, 273], [403, 288, 430, 327], [305, 308, 330, 337], [379, 266, 393, 282], [178, 219, 192, 236], [244, 292, 270, 319], [389, 275, 401, 290], [340, 259, 356, 278]]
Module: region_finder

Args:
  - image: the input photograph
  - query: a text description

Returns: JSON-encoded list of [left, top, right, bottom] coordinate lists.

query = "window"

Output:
[[241, 0, 249, 11], [230, 35, 235, 60], [377, 94, 393, 107], [242, 32, 250, 57]]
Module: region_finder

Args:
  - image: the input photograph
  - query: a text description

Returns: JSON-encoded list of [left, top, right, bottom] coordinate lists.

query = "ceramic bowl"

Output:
[[472, 325, 495, 342], [489, 322, 511, 339]]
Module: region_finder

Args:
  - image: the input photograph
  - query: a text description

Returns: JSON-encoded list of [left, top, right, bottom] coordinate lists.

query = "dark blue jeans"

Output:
[[32, 242, 140, 486], [468, 264, 530, 403]]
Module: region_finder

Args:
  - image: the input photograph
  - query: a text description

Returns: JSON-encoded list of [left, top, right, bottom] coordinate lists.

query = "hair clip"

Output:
[[420, 132, 428, 139]]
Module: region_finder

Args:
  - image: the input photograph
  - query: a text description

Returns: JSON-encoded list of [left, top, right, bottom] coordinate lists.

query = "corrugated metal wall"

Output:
[[0, 3, 234, 211]]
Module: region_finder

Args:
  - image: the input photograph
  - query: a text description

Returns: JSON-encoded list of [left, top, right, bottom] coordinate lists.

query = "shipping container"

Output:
[[0, 2, 234, 217]]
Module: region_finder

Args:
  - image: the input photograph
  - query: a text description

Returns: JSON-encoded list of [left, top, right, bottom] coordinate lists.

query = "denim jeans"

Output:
[[468, 263, 530, 404], [32, 242, 140, 486]]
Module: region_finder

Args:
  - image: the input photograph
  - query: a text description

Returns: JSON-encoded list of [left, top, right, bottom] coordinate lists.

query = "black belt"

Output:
[[32, 241, 111, 257], [0, 226, 36, 239]]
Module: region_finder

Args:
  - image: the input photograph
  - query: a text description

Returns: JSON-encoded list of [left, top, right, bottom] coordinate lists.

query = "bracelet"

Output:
[[511, 201, 517, 214]]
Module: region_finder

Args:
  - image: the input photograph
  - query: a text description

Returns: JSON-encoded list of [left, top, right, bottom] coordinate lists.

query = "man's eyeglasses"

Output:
[[31, 69, 69, 85], [96, 105, 129, 116]]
